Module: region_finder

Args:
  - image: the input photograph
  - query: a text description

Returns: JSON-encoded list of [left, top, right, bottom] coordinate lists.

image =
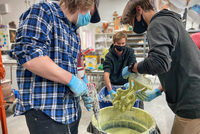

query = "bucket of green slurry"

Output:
[[90, 106, 159, 134]]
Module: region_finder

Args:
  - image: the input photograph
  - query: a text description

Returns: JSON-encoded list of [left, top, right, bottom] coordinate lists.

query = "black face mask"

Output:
[[114, 45, 125, 52], [133, 15, 147, 34]]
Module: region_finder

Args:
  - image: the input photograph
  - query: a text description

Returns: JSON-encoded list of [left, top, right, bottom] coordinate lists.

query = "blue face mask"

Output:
[[76, 11, 91, 27], [133, 15, 147, 34]]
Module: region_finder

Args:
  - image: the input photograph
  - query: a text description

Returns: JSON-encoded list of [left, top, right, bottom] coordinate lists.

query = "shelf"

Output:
[[95, 33, 114, 52], [135, 53, 148, 56], [126, 43, 145, 46], [133, 48, 144, 51], [95, 33, 115, 36], [95, 41, 105, 43], [126, 33, 148, 58], [95, 33, 105, 35], [126, 33, 146, 36], [135, 53, 146, 57], [187, 29, 200, 34], [127, 38, 145, 41]]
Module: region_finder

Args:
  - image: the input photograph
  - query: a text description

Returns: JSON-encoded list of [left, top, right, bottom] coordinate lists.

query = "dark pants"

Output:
[[139, 101, 144, 109], [25, 106, 82, 134]]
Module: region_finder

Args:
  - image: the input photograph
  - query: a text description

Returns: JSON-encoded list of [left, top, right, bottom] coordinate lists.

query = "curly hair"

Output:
[[59, 0, 94, 14], [121, 0, 154, 25]]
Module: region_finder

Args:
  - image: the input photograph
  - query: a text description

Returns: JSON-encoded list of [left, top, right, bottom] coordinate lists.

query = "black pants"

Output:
[[25, 106, 82, 134], [139, 101, 144, 109]]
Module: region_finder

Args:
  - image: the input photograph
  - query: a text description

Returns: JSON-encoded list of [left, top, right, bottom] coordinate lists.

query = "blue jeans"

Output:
[[25, 106, 82, 134]]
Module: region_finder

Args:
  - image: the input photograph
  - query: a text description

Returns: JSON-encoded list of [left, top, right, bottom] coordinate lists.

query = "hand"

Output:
[[67, 75, 88, 97], [108, 90, 117, 99], [122, 66, 131, 79], [83, 75, 88, 84], [123, 81, 134, 90], [136, 88, 162, 102], [82, 95, 93, 111]]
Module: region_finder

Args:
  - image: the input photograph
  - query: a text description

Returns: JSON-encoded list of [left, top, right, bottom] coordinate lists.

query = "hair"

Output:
[[113, 32, 127, 43], [59, 0, 94, 14], [121, 0, 154, 25]]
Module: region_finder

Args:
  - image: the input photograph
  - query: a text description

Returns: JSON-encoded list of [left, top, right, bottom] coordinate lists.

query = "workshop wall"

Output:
[[0, 0, 41, 27], [0, 0, 199, 30]]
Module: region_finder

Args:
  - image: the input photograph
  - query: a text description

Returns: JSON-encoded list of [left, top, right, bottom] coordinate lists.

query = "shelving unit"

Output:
[[187, 29, 200, 35], [94, 33, 114, 53], [126, 33, 148, 59], [94, 32, 149, 60]]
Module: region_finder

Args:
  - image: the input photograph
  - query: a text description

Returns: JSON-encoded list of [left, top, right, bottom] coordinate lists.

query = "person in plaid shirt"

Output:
[[8, 0, 100, 134]]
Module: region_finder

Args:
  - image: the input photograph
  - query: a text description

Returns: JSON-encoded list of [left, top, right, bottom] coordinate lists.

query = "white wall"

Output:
[[0, 0, 199, 49], [0, 0, 40, 27], [0, 0, 129, 27], [99, 0, 129, 22], [79, 0, 130, 49]]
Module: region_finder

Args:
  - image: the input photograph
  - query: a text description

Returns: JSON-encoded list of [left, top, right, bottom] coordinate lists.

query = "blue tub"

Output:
[[98, 85, 140, 109]]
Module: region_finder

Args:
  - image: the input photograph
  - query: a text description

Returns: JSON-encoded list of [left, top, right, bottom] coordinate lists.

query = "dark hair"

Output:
[[59, 0, 94, 14], [121, 0, 154, 25]]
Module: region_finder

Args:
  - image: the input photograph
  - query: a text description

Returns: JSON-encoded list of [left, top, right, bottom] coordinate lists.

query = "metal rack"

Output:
[[126, 33, 148, 58]]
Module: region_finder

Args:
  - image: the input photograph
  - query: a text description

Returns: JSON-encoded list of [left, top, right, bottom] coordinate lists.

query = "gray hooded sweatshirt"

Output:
[[137, 9, 200, 119]]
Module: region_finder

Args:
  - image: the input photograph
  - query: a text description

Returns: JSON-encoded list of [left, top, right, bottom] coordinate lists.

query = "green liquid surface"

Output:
[[105, 127, 140, 134]]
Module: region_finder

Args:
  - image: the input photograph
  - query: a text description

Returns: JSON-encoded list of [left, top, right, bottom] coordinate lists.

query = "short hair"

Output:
[[59, 0, 94, 14], [121, 0, 154, 25], [113, 32, 127, 43]]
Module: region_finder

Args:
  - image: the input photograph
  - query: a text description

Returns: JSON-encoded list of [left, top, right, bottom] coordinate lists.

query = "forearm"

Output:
[[104, 72, 112, 91], [81, 59, 86, 75], [22, 56, 72, 85], [81, 60, 84, 68]]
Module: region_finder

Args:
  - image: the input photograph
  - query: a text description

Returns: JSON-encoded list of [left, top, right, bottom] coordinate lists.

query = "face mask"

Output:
[[76, 11, 91, 27], [114, 45, 125, 52], [133, 15, 147, 34]]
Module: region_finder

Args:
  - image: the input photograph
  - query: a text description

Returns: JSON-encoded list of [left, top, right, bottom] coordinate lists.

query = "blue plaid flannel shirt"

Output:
[[8, 2, 81, 124]]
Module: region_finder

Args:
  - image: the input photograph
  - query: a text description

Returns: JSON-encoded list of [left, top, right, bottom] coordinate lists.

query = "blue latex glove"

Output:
[[82, 95, 93, 111], [83, 75, 88, 84], [123, 81, 134, 90], [108, 90, 117, 99], [67, 75, 88, 97], [136, 88, 162, 102], [97, 94, 100, 100], [122, 66, 131, 79]]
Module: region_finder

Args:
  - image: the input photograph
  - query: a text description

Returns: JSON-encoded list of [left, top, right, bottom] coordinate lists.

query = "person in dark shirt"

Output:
[[103, 31, 137, 99], [121, 0, 200, 133]]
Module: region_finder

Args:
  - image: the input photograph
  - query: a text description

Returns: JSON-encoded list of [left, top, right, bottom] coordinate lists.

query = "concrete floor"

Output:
[[1, 75, 174, 134]]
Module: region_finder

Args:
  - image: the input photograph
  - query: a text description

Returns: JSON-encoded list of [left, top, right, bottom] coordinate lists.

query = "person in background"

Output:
[[121, 0, 200, 133], [7, 0, 100, 134], [103, 32, 137, 99], [77, 49, 88, 83], [191, 32, 200, 50], [77, 34, 88, 83]]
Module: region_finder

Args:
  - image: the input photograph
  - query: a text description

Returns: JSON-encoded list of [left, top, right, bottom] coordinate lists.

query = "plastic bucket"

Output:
[[91, 106, 159, 134], [98, 86, 140, 109]]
